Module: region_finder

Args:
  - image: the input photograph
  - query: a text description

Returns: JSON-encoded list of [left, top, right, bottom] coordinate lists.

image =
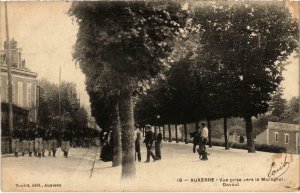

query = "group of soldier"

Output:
[[11, 123, 73, 158]]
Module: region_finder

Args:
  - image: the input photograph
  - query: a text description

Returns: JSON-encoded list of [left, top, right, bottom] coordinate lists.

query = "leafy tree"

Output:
[[269, 87, 287, 117], [193, 2, 298, 152], [38, 79, 88, 134], [87, 82, 122, 167], [289, 96, 299, 113], [69, 1, 188, 178]]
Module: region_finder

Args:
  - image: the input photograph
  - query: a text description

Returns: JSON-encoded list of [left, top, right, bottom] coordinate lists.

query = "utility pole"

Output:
[[36, 85, 41, 122], [59, 65, 61, 130], [5, 2, 13, 152]]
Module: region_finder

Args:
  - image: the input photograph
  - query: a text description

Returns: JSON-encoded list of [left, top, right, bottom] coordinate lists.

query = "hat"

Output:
[[145, 125, 151, 130]]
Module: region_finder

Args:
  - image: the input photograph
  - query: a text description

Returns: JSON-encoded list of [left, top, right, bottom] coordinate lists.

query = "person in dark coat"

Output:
[[11, 127, 22, 157], [135, 126, 142, 162], [144, 125, 158, 162], [42, 127, 49, 157], [21, 126, 30, 156], [27, 126, 35, 157], [100, 130, 113, 162], [155, 132, 162, 160], [198, 123, 209, 161], [35, 125, 45, 158], [48, 126, 59, 157], [61, 127, 72, 158], [190, 126, 202, 153]]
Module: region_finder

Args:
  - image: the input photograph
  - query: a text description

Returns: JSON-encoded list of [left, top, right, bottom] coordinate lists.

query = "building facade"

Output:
[[1, 39, 38, 153], [256, 121, 300, 154]]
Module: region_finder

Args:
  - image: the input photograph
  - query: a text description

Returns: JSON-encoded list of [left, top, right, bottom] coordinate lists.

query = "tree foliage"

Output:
[[38, 78, 88, 132]]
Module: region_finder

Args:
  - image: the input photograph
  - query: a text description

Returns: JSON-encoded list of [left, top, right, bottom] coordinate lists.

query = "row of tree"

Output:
[[69, 1, 298, 179], [135, 2, 298, 151], [38, 79, 88, 134]]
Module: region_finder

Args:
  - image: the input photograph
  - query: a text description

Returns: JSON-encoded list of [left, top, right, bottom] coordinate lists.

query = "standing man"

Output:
[[61, 127, 72, 158], [42, 127, 49, 157], [191, 126, 202, 153], [134, 125, 142, 162], [199, 122, 208, 161], [143, 125, 158, 162], [35, 125, 45, 158], [48, 126, 59, 157], [155, 131, 162, 160], [11, 126, 21, 157], [28, 125, 35, 157], [21, 126, 30, 156]]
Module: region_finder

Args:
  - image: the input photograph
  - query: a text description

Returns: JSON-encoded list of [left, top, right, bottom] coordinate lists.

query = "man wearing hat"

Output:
[[191, 126, 202, 154], [48, 126, 59, 157], [61, 127, 72, 158], [143, 125, 158, 162], [197, 122, 209, 160], [134, 124, 142, 162], [28, 126, 36, 157], [35, 125, 45, 158], [21, 126, 30, 156], [11, 126, 22, 157]]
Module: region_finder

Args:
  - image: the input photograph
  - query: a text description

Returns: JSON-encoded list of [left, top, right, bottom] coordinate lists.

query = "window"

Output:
[[274, 132, 278, 142], [285, 133, 289, 145], [18, 82, 23, 107], [26, 83, 32, 108]]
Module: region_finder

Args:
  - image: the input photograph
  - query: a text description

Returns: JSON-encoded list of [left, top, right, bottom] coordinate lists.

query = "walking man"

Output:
[[35, 125, 45, 158], [134, 125, 142, 162], [28, 126, 35, 157], [48, 126, 59, 157], [11, 126, 21, 157], [144, 125, 158, 162], [155, 131, 162, 160], [42, 127, 49, 157], [191, 126, 202, 153], [198, 122, 209, 160], [61, 127, 72, 158], [21, 126, 30, 156]]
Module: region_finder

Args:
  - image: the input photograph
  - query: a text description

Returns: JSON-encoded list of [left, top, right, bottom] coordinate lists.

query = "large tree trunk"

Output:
[[245, 116, 255, 153], [168, 123, 171, 142], [184, 123, 188, 144], [207, 119, 212, 147], [119, 89, 136, 179], [175, 124, 178, 143], [224, 117, 229, 150], [111, 97, 121, 167]]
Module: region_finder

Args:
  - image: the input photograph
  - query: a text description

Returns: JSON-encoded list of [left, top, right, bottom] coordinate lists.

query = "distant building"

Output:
[[256, 121, 300, 154], [1, 39, 38, 153]]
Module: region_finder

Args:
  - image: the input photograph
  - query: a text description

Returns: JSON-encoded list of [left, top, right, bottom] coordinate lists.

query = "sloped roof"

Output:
[[268, 121, 300, 132]]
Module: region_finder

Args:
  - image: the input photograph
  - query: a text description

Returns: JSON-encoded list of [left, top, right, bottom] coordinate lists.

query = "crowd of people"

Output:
[[98, 123, 209, 163], [10, 120, 208, 162], [11, 123, 73, 158], [99, 124, 163, 163]]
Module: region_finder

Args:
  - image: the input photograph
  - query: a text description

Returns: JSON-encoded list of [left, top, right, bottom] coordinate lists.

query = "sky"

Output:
[[0, 2, 299, 116]]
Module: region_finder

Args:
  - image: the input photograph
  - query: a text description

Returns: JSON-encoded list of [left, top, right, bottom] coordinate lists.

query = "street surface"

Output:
[[1, 142, 299, 192]]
